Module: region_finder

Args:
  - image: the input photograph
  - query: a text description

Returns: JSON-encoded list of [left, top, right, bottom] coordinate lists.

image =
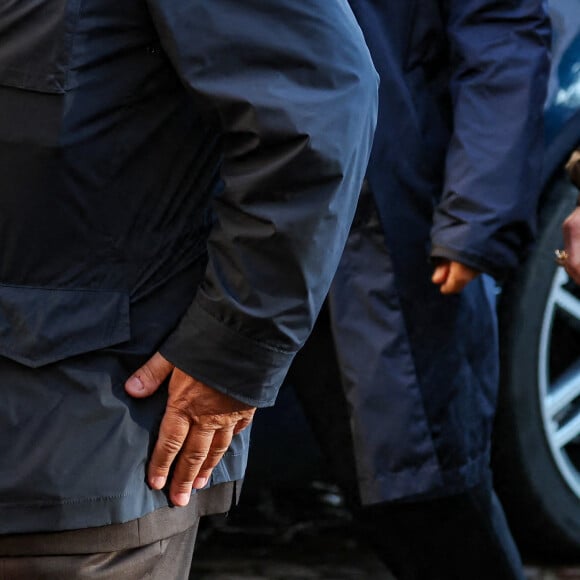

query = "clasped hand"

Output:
[[125, 353, 256, 507], [431, 260, 479, 294]]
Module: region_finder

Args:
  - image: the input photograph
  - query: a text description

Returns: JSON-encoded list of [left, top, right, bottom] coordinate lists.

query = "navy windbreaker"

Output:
[[328, 0, 551, 504], [0, 0, 377, 532]]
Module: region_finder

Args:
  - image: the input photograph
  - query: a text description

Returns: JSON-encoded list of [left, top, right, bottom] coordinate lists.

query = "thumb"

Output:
[[431, 261, 450, 285], [125, 352, 175, 398]]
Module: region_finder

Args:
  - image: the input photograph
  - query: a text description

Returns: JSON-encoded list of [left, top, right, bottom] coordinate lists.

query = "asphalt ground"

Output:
[[191, 519, 580, 580], [190, 494, 397, 580], [190, 484, 580, 580]]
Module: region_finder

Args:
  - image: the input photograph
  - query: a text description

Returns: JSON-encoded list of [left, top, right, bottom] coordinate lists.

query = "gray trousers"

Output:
[[0, 482, 236, 580], [0, 524, 199, 580]]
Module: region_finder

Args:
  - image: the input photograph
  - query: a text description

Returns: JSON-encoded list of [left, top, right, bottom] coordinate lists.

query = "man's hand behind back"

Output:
[[125, 353, 256, 507], [431, 260, 480, 294]]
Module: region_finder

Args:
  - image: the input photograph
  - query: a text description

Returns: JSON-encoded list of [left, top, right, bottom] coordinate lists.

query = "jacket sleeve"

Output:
[[147, 0, 378, 406], [430, 0, 551, 279]]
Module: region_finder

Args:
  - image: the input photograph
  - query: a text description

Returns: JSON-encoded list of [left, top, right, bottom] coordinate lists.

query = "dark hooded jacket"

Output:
[[0, 0, 377, 532], [327, 0, 550, 504]]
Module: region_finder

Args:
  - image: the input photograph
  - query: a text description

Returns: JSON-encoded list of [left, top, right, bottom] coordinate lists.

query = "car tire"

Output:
[[493, 173, 580, 560]]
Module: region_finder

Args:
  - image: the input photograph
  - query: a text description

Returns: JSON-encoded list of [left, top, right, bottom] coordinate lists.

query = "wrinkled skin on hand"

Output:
[[432, 260, 480, 294], [125, 353, 256, 507], [562, 207, 580, 285]]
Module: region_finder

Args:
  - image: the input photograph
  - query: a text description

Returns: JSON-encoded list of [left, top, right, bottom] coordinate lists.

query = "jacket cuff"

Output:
[[159, 301, 295, 408]]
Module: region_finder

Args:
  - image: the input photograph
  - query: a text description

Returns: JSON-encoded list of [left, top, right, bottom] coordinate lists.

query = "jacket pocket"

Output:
[[0, 285, 130, 368], [0, 0, 82, 93]]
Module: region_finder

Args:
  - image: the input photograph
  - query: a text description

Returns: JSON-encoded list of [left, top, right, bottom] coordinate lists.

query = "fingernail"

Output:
[[150, 476, 166, 489], [126, 376, 144, 392], [175, 493, 190, 506], [193, 477, 208, 489]]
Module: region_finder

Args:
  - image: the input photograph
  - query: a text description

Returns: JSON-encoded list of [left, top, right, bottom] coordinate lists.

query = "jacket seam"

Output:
[[0, 492, 133, 508]]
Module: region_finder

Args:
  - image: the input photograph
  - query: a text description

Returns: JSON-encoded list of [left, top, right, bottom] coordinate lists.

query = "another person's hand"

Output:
[[561, 206, 580, 284], [125, 352, 256, 507], [431, 260, 479, 294]]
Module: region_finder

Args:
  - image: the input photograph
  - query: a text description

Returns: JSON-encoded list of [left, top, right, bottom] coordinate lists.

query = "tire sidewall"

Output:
[[495, 179, 580, 558]]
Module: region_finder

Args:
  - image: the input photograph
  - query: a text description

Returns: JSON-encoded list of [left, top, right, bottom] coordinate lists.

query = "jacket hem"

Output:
[[0, 481, 238, 539], [358, 451, 491, 505]]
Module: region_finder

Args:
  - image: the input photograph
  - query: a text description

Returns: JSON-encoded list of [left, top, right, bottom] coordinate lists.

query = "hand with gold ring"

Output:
[[561, 206, 580, 284], [555, 249, 569, 266]]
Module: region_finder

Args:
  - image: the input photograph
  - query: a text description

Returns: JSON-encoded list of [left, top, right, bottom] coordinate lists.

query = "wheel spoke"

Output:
[[554, 412, 580, 448], [553, 277, 580, 320], [545, 363, 580, 416], [541, 268, 580, 462]]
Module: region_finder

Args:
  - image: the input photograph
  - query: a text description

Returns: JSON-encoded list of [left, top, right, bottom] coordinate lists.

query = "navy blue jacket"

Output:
[[0, 0, 377, 532], [328, 0, 551, 503]]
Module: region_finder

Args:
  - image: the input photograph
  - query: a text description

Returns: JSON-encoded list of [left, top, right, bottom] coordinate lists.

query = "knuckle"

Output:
[[181, 450, 207, 467], [164, 408, 191, 427], [198, 414, 226, 428], [148, 466, 168, 478], [172, 480, 194, 493], [158, 435, 184, 456], [149, 458, 171, 473], [141, 363, 162, 385], [208, 445, 229, 457], [168, 394, 193, 413]]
